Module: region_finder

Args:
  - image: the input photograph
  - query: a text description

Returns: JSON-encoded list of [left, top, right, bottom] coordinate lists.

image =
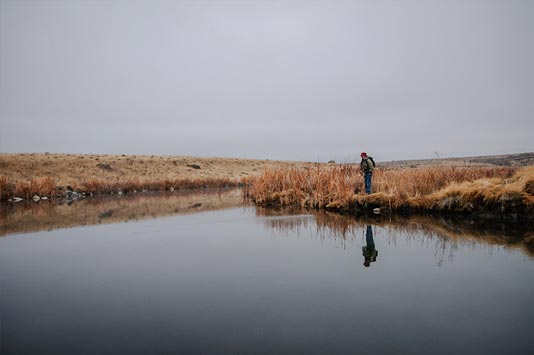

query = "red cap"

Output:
[[360, 152, 367, 157]]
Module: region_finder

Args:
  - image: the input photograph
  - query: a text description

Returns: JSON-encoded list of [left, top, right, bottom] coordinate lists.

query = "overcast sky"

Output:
[[0, 0, 532, 162]]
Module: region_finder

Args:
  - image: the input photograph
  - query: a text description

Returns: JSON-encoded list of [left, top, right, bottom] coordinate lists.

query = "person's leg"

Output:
[[366, 225, 375, 248], [365, 172, 372, 194]]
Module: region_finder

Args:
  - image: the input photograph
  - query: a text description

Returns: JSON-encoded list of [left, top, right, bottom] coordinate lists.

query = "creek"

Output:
[[1, 188, 532, 355]]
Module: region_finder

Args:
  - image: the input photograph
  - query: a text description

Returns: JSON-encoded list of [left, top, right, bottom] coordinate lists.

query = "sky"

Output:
[[0, 0, 532, 162]]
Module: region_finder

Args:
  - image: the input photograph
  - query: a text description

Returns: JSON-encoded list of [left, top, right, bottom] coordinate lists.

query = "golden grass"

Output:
[[0, 175, 239, 201], [0, 153, 311, 201], [246, 165, 534, 214]]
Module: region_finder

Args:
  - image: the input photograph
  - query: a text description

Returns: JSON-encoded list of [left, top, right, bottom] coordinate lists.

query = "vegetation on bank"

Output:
[[0, 176, 240, 202], [1, 153, 533, 208], [0, 152, 306, 202], [245, 166, 534, 216], [0, 153, 304, 187]]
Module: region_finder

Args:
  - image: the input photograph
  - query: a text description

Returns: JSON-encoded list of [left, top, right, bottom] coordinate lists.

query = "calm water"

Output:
[[1, 196, 533, 355]]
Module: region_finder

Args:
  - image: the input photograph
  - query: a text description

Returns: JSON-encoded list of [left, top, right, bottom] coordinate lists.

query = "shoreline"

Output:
[[2, 152, 533, 207], [2, 189, 532, 257], [0, 153, 312, 202], [246, 165, 534, 219]]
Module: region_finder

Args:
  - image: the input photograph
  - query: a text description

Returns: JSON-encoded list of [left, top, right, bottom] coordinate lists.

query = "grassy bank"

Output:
[[2, 152, 533, 206], [0, 175, 240, 201], [0, 153, 309, 201], [245, 165, 534, 216]]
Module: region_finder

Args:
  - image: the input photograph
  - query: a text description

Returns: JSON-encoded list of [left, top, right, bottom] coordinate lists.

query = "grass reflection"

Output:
[[256, 207, 534, 259], [0, 188, 243, 236]]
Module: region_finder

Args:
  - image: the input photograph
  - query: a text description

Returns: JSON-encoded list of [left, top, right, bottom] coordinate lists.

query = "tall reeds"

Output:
[[1, 177, 57, 200], [246, 165, 533, 214], [0, 175, 240, 201]]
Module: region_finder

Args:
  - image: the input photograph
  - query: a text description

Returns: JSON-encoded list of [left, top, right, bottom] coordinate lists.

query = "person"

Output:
[[362, 225, 378, 267], [360, 152, 375, 194]]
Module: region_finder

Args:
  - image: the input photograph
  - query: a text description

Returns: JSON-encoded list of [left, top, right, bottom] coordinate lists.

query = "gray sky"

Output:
[[1, 0, 532, 162]]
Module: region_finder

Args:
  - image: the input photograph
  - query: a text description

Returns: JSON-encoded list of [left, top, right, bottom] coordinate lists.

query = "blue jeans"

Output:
[[364, 172, 372, 194]]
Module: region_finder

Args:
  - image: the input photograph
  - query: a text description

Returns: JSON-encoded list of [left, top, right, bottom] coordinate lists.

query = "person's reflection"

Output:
[[362, 225, 378, 267]]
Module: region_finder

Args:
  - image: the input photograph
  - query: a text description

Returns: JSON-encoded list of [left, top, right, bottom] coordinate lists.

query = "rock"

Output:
[[96, 163, 113, 171], [41, 196, 48, 200], [169, 187, 174, 192], [12, 197, 23, 202], [373, 208, 381, 214], [186, 164, 201, 169], [32, 195, 40, 201], [328, 160, 336, 164], [98, 210, 115, 219]]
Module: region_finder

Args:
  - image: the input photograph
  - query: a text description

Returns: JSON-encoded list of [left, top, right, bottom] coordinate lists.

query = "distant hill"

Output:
[[379, 152, 534, 168]]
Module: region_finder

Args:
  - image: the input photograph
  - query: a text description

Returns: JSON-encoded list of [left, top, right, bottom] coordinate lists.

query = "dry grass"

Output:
[[0, 153, 311, 201], [246, 165, 534, 214]]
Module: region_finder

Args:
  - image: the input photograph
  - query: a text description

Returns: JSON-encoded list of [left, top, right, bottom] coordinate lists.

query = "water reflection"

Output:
[[363, 225, 378, 267], [0, 188, 243, 236], [256, 207, 534, 260], [1, 199, 532, 355], [2, 191, 533, 261]]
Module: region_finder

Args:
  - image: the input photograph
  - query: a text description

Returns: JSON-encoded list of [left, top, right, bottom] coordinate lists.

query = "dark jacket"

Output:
[[360, 157, 375, 173]]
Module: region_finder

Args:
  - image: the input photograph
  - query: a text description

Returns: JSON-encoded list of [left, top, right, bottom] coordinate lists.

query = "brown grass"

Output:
[[0, 153, 311, 201], [246, 165, 534, 214], [79, 177, 237, 195]]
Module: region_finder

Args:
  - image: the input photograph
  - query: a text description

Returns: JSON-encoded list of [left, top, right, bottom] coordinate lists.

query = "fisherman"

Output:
[[360, 152, 375, 194], [362, 225, 378, 267]]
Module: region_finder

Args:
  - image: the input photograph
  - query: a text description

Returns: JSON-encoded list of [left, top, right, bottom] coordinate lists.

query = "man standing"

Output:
[[360, 152, 375, 194]]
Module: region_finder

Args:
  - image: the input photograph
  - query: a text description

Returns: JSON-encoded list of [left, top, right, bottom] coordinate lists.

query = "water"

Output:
[[1, 191, 533, 355]]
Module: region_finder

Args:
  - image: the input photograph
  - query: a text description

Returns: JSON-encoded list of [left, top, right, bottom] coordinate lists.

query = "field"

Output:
[[1, 152, 533, 209], [0, 153, 311, 201]]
